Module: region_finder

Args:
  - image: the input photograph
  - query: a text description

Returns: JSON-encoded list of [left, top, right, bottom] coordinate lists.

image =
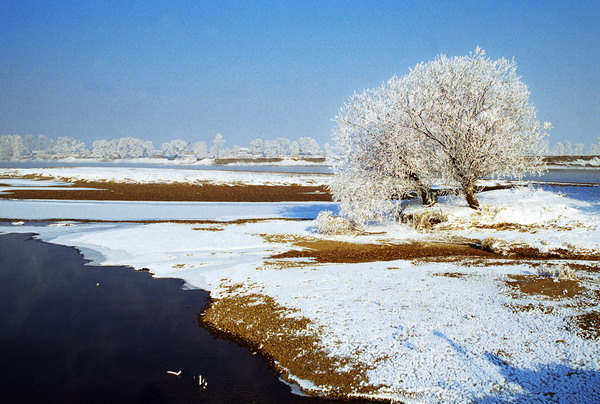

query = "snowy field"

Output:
[[0, 169, 599, 402], [0, 166, 329, 186]]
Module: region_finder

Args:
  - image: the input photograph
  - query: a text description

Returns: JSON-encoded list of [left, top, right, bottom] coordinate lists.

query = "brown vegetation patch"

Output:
[[504, 302, 557, 314], [0, 180, 332, 202], [432, 272, 471, 279], [192, 226, 224, 231], [199, 286, 376, 398], [269, 239, 498, 264], [505, 275, 584, 299], [258, 260, 319, 270], [566, 312, 600, 340], [213, 157, 327, 165]]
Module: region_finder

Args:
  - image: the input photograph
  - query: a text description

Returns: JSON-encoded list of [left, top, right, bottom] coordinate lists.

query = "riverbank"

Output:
[[0, 167, 599, 402]]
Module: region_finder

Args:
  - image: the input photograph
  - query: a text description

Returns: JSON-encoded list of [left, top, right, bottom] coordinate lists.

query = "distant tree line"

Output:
[[0, 133, 328, 161]]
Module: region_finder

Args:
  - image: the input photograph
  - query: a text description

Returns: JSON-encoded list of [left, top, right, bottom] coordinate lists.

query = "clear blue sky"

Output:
[[1, 0, 598, 148]]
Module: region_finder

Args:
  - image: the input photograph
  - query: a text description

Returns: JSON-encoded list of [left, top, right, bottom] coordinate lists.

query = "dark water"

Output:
[[0, 161, 332, 174], [522, 169, 600, 184], [0, 234, 362, 404]]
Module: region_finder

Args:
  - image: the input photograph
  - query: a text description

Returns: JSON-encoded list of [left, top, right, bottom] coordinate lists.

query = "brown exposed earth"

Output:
[[199, 284, 377, 399], [504, 274, 584, 298], [267, 238, 499, 263], [0, 180, 332, 202]]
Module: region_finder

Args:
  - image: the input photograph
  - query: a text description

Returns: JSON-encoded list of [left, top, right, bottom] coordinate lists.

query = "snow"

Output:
[[0, 166, 330, 186], [0, 174, 598, 402]]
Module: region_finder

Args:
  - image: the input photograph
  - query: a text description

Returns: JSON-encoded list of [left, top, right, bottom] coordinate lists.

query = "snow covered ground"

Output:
[[0, 167, 330, 186], [0, 171, 598, 402]]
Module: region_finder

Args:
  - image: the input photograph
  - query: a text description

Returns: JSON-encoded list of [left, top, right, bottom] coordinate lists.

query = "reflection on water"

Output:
[[0, 234, 362, 403]]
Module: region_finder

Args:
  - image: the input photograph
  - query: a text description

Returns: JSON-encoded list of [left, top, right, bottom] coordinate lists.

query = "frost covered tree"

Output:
[[91, 137, 153, 159], [47, 136, 87, 157], [0, 135, 27, 160], [331, 85, 441, 223], [552, 142, 565, 156], [161, 139, 189, 158], [211, 133, 225, 158], [331, 48, 550, 220], [250, 139, 264, 156], [394, 48, 549, 208], [590, 137, 600, 155], [193, 141, 208, 159], [298, 137, 321, 156], [573, 143, 585, 155]]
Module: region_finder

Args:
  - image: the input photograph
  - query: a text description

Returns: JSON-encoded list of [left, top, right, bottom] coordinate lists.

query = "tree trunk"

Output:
[[465, 186, 479, 209], [420, 188, 438, 206]]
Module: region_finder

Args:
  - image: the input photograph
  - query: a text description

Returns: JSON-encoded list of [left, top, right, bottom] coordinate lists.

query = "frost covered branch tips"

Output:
[[330, 48, 550, 223]]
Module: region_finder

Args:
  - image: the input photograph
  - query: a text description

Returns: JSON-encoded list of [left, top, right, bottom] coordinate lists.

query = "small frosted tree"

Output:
[[0, 135, 27, 160], [161, 139, 189, 158], [193, 141, 208, 159], [47, 136, 87, 157], [590, 137, 600, 155], [211, 133, 225, 158]]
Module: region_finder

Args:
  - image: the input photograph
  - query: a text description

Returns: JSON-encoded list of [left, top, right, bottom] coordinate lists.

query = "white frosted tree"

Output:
[[552, 142, 565, 156], [298, 137, 321, 156], [590, 137, 600, 155], [392, 48, 549, 208], [331, 86, 442, 223], [211, 133, 225, 158], [563, 141, 573, 156], [47, 136, 88, 157], [92, 138, 153, 159], [193, 141, 208, 159], [250, 139, 264, 156], [573, 143, 585, 155], [290, 141, 300, 156], [161, 139, 189, 158], [331, 48, 550, 219], [0, 135, 27, 160]]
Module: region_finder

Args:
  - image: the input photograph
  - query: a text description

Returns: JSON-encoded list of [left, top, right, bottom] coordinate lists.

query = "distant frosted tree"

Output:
[[276, 138, 291, 156], [298, 137, 321, 156], [290, 141, 300, 156], [0, 135, 27, 160], [47, 137, 87, 157], [563, 141, 573, 155], [161, 139, 189, 158], [193, 141, 208, 159], [211, 133, 225, 158], [92, 138, 153, 159], [573, 143, 585, 155], [590, 137, 600, 155], [552, 142, 565, 156], [250, 139, 264, 156]]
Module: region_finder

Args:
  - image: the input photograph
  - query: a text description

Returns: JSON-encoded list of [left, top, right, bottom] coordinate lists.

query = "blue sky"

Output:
[[1, 0, 598, 148]]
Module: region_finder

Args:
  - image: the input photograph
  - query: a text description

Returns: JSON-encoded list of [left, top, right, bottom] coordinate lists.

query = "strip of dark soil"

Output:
[[0, 181, 333, 202], [269, 240, 498, 263]]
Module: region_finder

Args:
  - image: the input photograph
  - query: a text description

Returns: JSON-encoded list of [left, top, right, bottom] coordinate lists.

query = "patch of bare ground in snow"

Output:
[[504, 275, 585, 298], [566, 312, 600, 340], [481, 238, 600, 261], [265, 238, 498, 264], [0, 177, 332, 202], [199, 283, 379, 399]]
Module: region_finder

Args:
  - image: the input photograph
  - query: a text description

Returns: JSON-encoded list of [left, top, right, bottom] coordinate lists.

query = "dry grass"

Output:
[[199, 283, 378, 398], [504, 275, 584, 299]]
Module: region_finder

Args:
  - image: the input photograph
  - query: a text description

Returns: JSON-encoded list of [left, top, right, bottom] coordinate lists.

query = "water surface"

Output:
[[0, 233, 358, 403]]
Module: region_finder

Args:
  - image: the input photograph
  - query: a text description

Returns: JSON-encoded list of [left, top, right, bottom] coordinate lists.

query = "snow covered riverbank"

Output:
[[1, 182, 598, 402]]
